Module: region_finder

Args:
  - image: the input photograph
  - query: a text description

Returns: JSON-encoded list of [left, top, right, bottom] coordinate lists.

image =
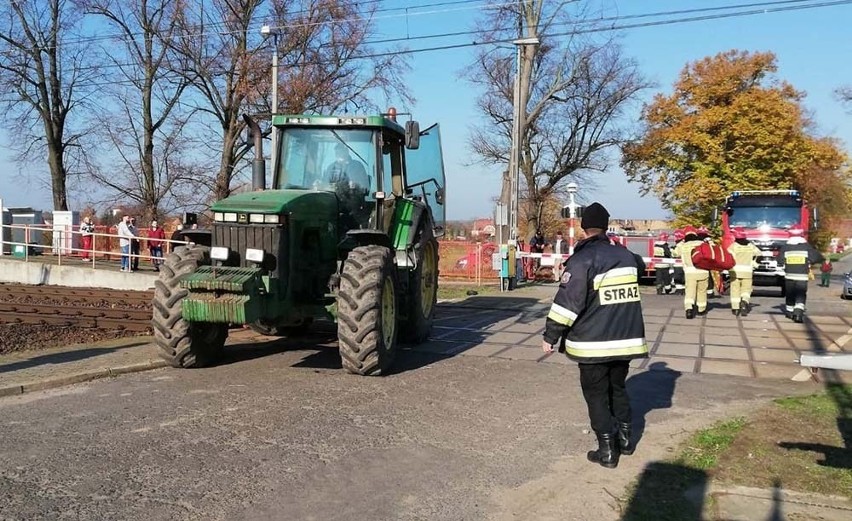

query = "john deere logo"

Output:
[[238, 213, 248, 224]]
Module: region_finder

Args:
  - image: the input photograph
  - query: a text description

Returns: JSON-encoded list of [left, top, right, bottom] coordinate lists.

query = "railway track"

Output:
[[0, 283, 153, 331]]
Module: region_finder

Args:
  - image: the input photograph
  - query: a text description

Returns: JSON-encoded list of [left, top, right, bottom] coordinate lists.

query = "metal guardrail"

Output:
[[0, 223, 190, 270]]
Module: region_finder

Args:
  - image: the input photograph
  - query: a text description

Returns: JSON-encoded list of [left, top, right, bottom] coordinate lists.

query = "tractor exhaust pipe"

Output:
[[243, 114, 265, 191]]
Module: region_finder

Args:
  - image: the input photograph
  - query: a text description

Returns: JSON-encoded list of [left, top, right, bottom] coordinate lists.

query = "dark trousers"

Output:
[[131, 241, 140, 270], [655, 265, 672, 289], [579, 360, 631, 434], [785, 279, 808, 312], [673, 267, 685, 288]]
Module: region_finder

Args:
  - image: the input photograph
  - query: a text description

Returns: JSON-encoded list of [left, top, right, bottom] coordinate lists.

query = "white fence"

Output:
[[0, 223, 190, 270]]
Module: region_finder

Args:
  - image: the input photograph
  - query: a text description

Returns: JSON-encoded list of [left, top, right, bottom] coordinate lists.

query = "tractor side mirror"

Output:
[[712, 208, 719, 228], [405, 121, 420, 149], [812, 207, 819, 230], [435, 187, 445, 205]]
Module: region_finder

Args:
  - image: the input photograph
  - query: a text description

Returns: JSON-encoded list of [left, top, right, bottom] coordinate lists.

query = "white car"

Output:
[[843, 272, 852, 300]]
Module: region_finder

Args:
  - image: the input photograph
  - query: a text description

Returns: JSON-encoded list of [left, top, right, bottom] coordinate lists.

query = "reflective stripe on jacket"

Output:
[[544, 233, 648, 363], [728, 241, 762, 275], [778, 238, 823, 282]]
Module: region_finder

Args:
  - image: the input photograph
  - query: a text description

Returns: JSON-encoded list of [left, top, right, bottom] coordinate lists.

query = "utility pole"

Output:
[[261, 25, 280, 172]]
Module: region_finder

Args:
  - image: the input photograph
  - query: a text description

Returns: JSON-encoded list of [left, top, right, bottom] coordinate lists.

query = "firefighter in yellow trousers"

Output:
[[727, 227, 762, 317], [673, 226, 708, 319]]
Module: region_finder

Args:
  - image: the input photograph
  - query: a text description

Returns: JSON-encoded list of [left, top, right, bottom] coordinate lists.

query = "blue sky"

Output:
[[391, 0, 852, 220], [2, 0, 852, 221]]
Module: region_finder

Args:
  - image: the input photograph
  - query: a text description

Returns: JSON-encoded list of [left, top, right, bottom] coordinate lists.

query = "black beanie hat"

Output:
[[581, 202, 610, 230]]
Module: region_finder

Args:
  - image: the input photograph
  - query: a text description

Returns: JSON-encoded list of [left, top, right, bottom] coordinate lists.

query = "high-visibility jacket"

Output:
[[727, 240, 762, 275], [544, 233, 648, 363], [653, 241, 672, 260], [673, 239, 707, 274], [778, 238, 823, 282]]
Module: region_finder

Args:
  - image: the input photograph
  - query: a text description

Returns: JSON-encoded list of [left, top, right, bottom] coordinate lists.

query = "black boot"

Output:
[[793, 309, 804, 323], [685, 308, 695, 319], [656, 285, 663, 295], [587, 431, 620, 469], [741, 300, 750, 317], [732, 308, 739, 316], [617, 422, 634, 456]]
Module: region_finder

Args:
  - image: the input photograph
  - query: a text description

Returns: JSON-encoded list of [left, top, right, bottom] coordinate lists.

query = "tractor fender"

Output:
[[345, 229, 393, 249]]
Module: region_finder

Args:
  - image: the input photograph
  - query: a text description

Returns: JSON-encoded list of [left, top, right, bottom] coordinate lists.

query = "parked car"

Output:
[[842, 272, 852, 300]]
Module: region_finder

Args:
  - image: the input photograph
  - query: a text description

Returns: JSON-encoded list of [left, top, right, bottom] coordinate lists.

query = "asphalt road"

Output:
[[0, 331, 810, 521]]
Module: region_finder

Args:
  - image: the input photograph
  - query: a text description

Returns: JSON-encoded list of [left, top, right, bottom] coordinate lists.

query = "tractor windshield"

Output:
[[728, 206, 801, 229], [276, 128, 377, 194]]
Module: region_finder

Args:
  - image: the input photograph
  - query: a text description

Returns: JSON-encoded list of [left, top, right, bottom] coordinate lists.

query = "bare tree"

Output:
[[176, 0, 413, 202], [83, 0, 194, 220], [0, 0, 99, 210], [837, 85, 852, 105], [466, 0, 650, 234]]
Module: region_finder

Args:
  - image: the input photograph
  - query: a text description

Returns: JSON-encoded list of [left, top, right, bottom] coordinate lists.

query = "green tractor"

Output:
[[152, 110, 446, 375]]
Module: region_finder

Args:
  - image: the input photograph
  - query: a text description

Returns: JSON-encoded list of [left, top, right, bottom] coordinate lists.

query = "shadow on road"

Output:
[[214, 295, 544, 374], [626, 361, 681, 451], [620, 461, 707, 521], [0, 342, 147, 374], [776, 316, 852, 470]]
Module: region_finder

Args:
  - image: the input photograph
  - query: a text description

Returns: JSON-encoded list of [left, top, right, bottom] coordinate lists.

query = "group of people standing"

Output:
[[116, 215, 167, 272], [80, 215, 171, 273], [653, 225, 826, 322]]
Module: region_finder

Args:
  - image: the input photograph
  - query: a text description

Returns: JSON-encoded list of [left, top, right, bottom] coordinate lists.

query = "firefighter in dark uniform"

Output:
[[778, 225, 823, 323], [672, 229, 686, 294], [542, 202, 648, 469], [653, 232, 673, 294]]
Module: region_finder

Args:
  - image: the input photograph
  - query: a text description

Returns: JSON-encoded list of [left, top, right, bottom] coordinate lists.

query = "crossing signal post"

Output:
[[560, 183, 583, 255]]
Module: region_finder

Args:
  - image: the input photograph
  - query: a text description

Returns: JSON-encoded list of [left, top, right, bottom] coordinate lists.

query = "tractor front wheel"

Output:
[[402, 232, 439, 343], [337, 245, 398, 376], [152, 245, 228, 368]]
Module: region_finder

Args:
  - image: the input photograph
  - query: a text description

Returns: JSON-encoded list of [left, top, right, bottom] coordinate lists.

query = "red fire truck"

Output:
[[717, 190, 816, 291]]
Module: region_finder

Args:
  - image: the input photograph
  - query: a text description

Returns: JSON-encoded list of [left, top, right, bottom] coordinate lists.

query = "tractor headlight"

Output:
[[223, 212, 238, 222], [210, 247, 229, 261], [245, 248, 264, 263], [249, 213, 265, 224], [264, 214, 280, 224], [214, 212, 224, 222]]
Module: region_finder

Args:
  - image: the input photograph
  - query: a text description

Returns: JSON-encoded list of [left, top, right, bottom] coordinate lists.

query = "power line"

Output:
[[50, 0, 505, 50], [0, 0, 849, 98], [15, 0, 835, 77]]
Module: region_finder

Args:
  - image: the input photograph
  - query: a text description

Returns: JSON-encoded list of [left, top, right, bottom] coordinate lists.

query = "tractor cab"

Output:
[[272, 113, 446, 241]]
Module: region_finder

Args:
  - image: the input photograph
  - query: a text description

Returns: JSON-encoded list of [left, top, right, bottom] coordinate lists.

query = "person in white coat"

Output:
[[117, 215, 136, 272]]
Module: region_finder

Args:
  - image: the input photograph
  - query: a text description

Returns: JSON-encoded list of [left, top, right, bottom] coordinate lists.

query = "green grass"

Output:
[[620, 418, 747, 520], [828, 250, 851, 261], [677, 417, 748, 470], [774, 390, 841, 419], [622, 386, 852, 519]]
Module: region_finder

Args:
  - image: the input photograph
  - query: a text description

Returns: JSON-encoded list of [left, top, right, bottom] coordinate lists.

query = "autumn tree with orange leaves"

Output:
[[622, 50, 850, 243]]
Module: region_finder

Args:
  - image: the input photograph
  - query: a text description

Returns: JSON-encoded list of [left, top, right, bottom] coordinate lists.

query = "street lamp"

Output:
[[260, 25, 280, 171], [566, 182, 578, 255], [508, 37, 540, 244]]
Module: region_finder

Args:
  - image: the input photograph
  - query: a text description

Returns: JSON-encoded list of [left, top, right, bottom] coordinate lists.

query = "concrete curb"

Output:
[[0, 359, 168, 397]]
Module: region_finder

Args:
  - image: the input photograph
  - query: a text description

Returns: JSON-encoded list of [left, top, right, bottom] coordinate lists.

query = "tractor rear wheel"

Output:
[[402, 231, 439, 343], [337, 245, 398, 376], [152, 245, 228, 368]]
